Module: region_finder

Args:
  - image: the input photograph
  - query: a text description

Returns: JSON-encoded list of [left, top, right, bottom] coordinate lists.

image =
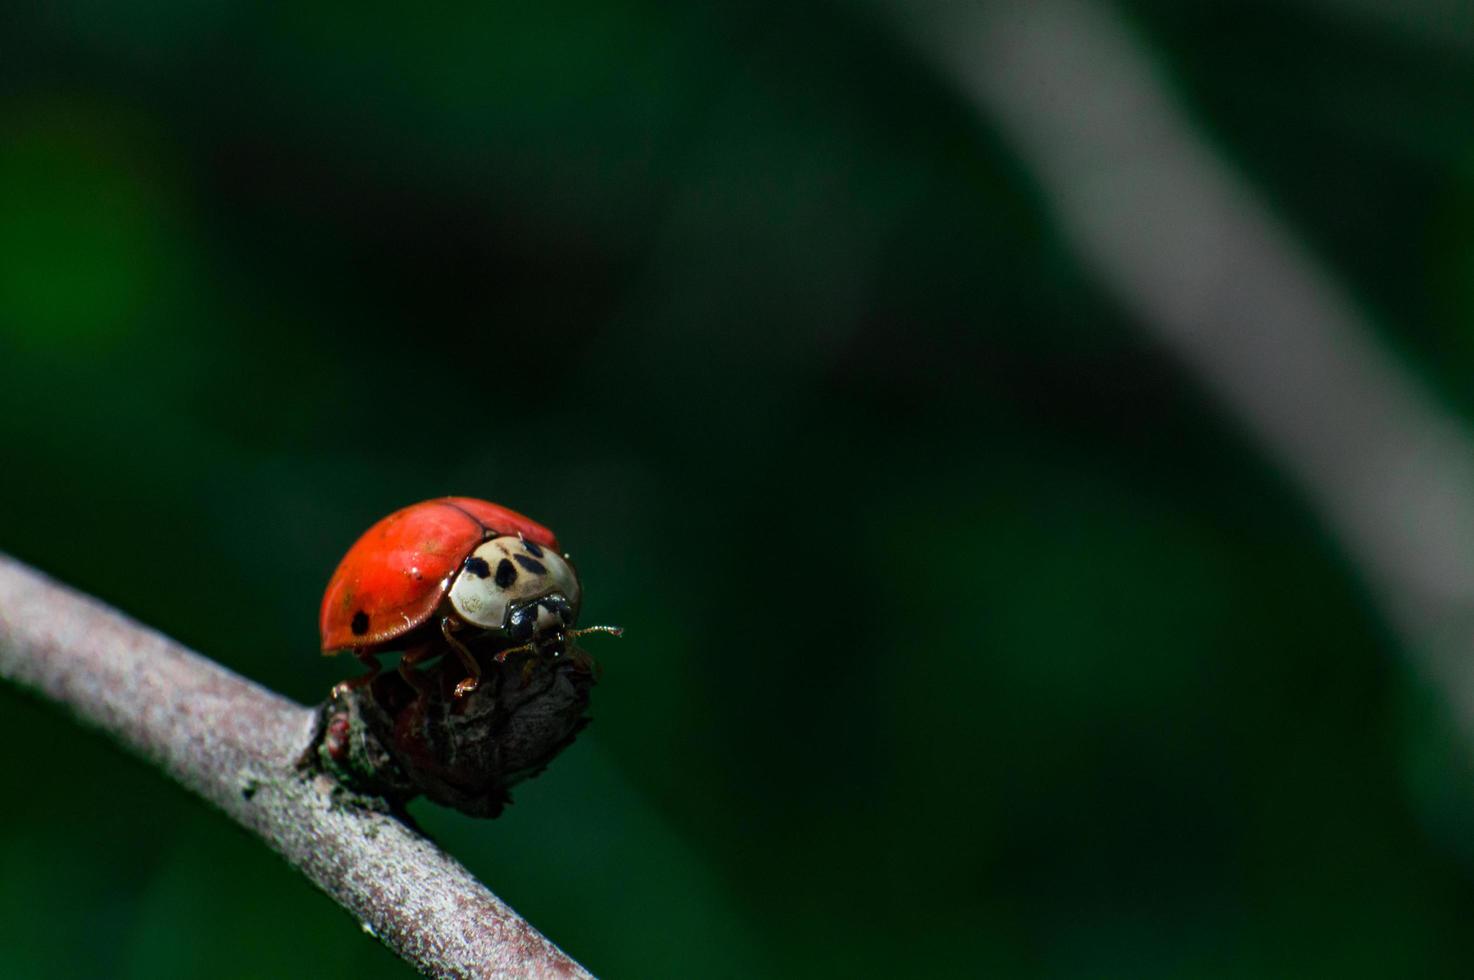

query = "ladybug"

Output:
[[320, 496, 618, 698]]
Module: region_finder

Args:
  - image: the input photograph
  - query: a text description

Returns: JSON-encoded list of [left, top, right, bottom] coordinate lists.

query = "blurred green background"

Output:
[[4, 2, 1474, 977]]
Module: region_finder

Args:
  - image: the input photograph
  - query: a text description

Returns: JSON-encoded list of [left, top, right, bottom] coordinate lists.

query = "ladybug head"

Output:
[[447, 535, 583, 645]]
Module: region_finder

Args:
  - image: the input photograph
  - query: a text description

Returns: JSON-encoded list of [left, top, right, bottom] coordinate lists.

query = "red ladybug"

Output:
[[320, 497, 617, 697]]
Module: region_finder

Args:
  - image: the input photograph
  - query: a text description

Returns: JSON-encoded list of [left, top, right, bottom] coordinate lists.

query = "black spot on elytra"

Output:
[[495, 559, 517, 588], [523, 539, 544, 558], [350, 610, 370, 635], [463, 556, 492, 578], [514, 554, 547, 575]]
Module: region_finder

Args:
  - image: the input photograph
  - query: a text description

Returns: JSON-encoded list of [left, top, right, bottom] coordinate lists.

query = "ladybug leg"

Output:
[[331, 651, 382, 698], [492, 640, 534, 664], [397, 642, 437, 699], [440, 617, 482, 699]]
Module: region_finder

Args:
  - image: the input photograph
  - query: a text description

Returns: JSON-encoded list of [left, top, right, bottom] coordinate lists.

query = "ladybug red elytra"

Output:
[[320, 496, 618, 698]]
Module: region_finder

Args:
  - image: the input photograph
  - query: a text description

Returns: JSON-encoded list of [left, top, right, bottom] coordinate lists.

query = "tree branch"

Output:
[[898, 0, 1474, 736], [0, 553, 592, 980]]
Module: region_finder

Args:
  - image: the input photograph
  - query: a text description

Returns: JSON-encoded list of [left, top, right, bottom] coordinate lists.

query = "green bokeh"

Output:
[[4, 2, 1474, 977]]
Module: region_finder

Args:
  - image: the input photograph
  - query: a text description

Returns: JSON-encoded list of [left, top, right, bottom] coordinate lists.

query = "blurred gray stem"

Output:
[[899, 0, 1474, 732], [0, 553, 591, 980]]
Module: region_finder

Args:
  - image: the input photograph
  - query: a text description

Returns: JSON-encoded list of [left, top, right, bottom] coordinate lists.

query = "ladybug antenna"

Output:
[[492, 625, 623, 664], [569, 624, 624, 640]]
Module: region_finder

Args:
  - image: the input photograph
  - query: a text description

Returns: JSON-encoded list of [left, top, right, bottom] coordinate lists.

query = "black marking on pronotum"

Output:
[[514, 554, 547, 575], [463, 555, 492, 578], [523, 539, 544, 558], [495, 558, 517, 588], [350, 610, 370, 635]]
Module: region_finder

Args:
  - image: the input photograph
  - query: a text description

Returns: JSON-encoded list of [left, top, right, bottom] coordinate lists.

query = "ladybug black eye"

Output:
[[463, 556, 492, 578], [495, 559, 517, 588]]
